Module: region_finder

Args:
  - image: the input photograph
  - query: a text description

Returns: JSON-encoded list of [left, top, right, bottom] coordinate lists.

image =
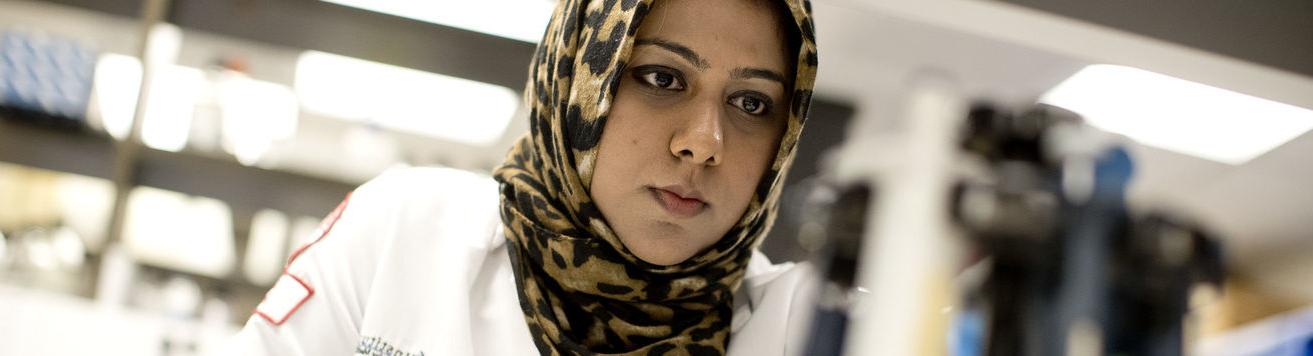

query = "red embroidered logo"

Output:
[[252, 194, 350, 325], [254, 273, 315, 325]]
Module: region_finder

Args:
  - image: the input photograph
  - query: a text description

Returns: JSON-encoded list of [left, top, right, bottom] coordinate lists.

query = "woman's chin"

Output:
[[622, 233, 698, 266], [630, 248, 695, 266]]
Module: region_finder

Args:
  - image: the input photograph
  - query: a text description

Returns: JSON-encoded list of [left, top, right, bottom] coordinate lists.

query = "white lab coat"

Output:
[[225, 167, 818, 356]]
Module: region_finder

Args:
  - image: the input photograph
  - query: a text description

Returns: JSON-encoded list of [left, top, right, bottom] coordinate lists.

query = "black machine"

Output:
[[802, 103, 1225, 356]]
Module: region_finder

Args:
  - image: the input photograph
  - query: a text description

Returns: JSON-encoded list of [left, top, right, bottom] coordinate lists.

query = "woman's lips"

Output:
[[651, 188, 706, 218]]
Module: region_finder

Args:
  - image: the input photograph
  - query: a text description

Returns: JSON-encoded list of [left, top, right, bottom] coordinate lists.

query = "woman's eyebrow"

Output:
[[634, 38, 709, 69], [732, 68, 789, 87]]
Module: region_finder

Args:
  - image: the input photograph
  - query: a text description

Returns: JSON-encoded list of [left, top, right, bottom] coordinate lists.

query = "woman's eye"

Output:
[[730, 95, 770, 115], [637, 70, 683, 90]]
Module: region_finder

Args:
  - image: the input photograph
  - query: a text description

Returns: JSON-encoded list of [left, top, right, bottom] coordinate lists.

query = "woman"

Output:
[[230, 0, 819, 354]]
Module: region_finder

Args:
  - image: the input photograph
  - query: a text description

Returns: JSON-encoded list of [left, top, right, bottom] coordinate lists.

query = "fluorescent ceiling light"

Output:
[[1041, 64, 1313, 165], [294, 50, 519, 146], [321, 0, 554, 43]]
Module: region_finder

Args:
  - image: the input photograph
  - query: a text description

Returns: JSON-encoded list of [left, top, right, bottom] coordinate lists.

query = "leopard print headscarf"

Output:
[[492, 0, 817, 354]]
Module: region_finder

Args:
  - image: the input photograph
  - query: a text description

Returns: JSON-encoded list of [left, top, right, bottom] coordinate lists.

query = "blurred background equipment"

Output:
[[798, 98, 1229, 356], [0, 0, 1310, 355], [784, 0, 1313, 355], [951, 103, 1224, 356]]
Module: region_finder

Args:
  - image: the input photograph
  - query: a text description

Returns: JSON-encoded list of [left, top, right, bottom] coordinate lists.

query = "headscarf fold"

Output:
[[493, 0, 819, 354]]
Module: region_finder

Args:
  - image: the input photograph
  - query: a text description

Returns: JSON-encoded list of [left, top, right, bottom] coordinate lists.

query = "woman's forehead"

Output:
[[633, 0, 790, 71]]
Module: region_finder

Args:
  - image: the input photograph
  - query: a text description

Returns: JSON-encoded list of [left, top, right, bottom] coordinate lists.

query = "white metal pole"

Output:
[[843, 74, 966, 356]]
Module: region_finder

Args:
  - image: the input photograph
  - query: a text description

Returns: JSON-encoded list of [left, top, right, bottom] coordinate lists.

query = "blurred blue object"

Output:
[[0, 30, 97, 125], [1095, 145, 1134, 198], [950, 307, 983, 356], [1199, 304, 1313, 356], [1255, 335, 1313, 356]]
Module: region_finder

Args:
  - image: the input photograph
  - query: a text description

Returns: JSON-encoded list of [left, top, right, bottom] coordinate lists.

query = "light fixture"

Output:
[[93, 24, 188, 149], [123, 186, 235, 278], [1041, 64, 1313, 165], [140, 65, 202, 152], [217, 73, 300, 165], [92, 53, 141, 140], [91, 53, 204, 153], [320, 0, 554, 43], [94, 53, 299, 160], [294, 50, 519, 147]]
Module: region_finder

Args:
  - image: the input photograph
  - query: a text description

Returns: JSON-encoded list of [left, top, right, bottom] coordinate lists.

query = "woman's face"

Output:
[[591, 0, 792, 266]]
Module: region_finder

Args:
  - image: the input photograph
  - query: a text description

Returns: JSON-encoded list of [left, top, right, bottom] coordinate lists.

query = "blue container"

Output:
[[0, 30, 98, 125]]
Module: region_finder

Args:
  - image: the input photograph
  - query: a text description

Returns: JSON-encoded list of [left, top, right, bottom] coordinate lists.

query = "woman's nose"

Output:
[[669, 101, 724, 166]]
